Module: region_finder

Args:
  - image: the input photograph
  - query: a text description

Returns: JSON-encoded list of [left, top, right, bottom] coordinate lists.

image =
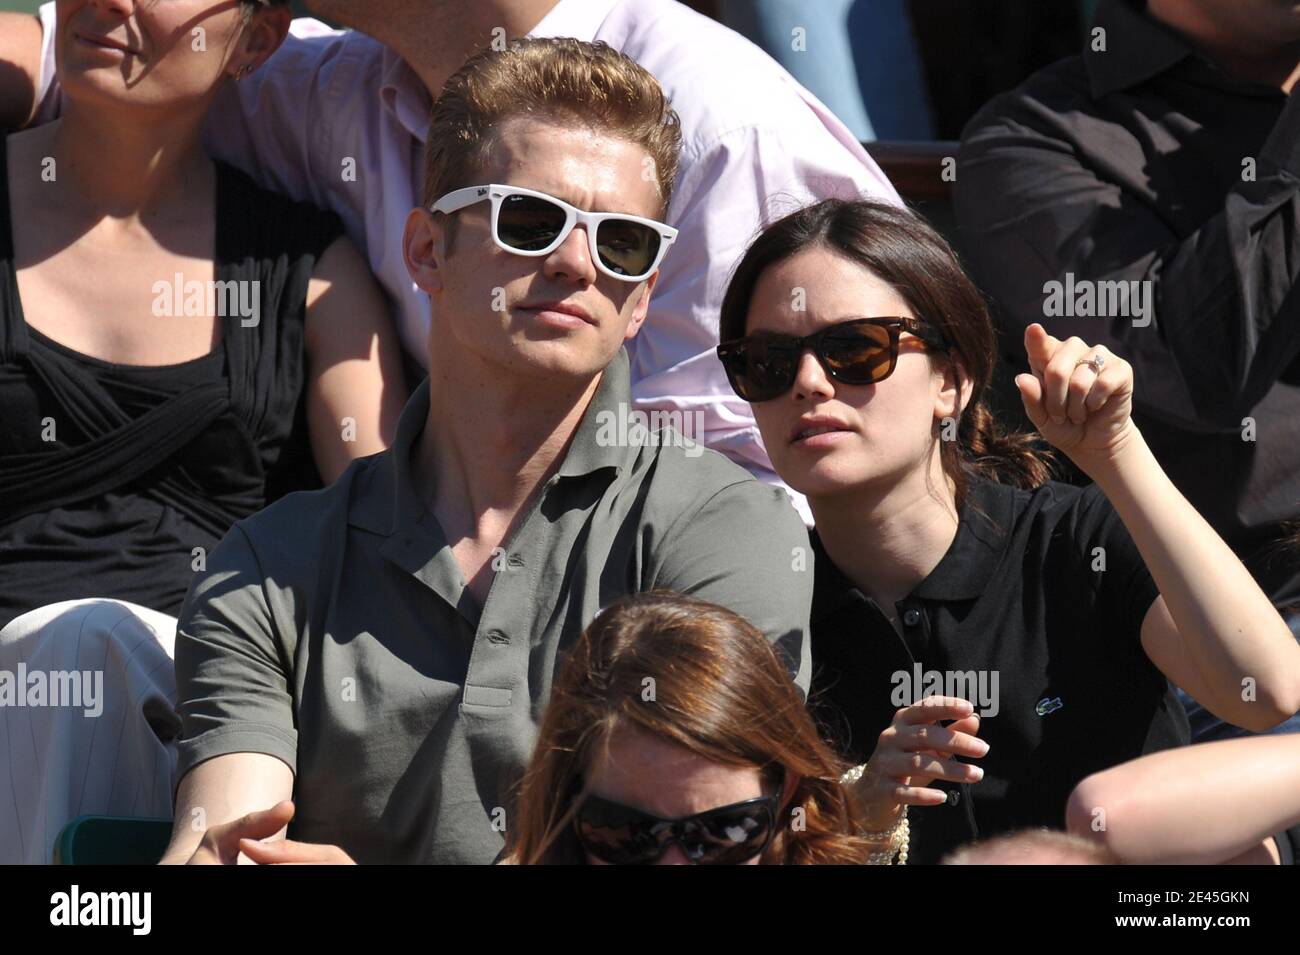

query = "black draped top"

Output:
[[0, 136, 343, 625]]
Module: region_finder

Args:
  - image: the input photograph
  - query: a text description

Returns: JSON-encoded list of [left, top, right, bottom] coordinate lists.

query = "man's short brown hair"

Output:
[[422, 37, 683, 216]]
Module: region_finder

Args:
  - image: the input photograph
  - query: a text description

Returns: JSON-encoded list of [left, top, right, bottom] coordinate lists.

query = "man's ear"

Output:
[[404, 207, 447, 295], [622, 272, 658, 342]]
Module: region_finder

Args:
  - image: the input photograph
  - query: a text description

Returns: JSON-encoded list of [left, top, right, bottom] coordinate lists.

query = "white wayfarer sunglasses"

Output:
[[430, 183, 678, 282]]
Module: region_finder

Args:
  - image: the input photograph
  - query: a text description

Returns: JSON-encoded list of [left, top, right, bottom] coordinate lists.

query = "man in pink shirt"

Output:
[[1, 0, 899, 516]]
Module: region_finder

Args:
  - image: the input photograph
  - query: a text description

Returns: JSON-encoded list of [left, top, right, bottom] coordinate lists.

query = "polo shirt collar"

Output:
[[910, 476, 1016, 601], [380, 46, 432, 144], [348, 374, 432, 536], [1085, 0, 1192, 99], [348, 347, 633, 535], [811, 475, 1016, 618], [556, 346, 632, 479]]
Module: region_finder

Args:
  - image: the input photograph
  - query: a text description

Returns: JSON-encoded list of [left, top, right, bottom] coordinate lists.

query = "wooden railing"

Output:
[[863, 140, 959, 204]]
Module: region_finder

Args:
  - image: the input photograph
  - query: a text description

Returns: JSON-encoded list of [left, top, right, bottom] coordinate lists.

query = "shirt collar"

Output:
[[811, 475, 1017, 620], [1085, 0, 1195, 98], [530, 0, 621, 42], [910, 476, 1017, 601], [347, 373, 432, 536], [380, 45, 433, 143], [348, 347, 632, 535], [556, 345, 633, 479]]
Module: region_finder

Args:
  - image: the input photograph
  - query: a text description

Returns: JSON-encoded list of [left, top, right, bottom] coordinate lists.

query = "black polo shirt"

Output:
[[810, 475, 1189, 864]]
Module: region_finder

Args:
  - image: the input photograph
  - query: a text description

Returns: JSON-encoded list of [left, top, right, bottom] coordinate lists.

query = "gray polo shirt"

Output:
[[175, 348, 812, 864]]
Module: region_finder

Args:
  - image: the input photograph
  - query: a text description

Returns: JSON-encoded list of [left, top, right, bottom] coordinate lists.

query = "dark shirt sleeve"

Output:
[[956, 77, 1300, 431], [173, 523, 299, 784]]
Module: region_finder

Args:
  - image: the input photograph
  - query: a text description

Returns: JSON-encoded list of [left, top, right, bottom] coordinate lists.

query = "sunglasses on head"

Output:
[[716, 316, 949, 403], [430, 184, 678, 282], [573, 792, 779, 865]]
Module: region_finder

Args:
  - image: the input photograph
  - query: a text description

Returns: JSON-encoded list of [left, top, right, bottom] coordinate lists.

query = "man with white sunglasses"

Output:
[[160, 38, 813, 865]]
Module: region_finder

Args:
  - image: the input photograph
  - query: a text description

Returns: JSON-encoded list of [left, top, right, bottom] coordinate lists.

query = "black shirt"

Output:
[[810, 475, 1189, 865], [956, 0, 1300, 612], [0, 138, 341, 625]]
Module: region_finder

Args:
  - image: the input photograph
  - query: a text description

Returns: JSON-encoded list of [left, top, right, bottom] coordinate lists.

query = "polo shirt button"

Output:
[[903, 609, 921, 626], [486, 629, 509, 644], [947, 789, 961, 806]]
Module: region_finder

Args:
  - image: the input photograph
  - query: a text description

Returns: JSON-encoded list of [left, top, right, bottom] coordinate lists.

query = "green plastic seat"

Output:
[[52, 816, 173, 865]]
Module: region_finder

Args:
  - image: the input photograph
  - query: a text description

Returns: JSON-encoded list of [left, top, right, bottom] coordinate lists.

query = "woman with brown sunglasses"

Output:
[[716, 198, 1300, 864], [502, 591, 889, 865]]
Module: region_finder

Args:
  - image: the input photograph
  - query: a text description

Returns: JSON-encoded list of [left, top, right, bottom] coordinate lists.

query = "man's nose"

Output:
[[543, 224, 598, 286]]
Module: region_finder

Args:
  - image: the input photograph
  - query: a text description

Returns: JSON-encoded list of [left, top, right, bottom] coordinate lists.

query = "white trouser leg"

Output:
[[0, 599, 178, 864]]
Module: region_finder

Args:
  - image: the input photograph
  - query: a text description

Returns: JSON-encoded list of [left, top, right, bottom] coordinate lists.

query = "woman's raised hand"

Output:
[[1015, 323, 1139, 470]]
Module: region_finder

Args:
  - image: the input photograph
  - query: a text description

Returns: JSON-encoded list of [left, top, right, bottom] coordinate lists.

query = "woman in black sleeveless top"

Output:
[[0, 1, 406, 626]]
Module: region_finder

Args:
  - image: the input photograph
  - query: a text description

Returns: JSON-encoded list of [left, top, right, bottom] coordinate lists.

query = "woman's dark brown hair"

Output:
[[503, 591, 876, 865], [719, 198, 1053, 505]]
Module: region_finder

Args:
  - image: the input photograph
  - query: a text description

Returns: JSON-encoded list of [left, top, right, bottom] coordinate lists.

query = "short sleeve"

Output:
[[174, 523, 298, 783], [652, 477, 814, 697], [1068, 483, 1160, 638]]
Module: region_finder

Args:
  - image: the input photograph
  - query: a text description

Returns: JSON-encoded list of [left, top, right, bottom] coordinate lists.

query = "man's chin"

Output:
[[490, 337, 617, 383]]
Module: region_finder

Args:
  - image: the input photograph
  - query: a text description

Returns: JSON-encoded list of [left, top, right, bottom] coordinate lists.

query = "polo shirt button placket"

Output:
[[484, 556, 526, 645]]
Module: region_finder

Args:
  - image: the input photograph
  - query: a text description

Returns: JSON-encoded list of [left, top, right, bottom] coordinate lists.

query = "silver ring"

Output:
[[1075, 354, 1105, 373]]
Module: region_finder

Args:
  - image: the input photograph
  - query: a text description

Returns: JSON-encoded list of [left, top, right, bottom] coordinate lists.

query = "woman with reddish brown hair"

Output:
[[503, 591, 891, 865]]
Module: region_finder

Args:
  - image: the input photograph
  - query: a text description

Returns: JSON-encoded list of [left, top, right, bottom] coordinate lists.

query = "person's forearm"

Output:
[[0, 13, 43, 129], [1068, 735, 1300, 864], [160, 754, 295, 864], [1085, 430, 1300, 725]]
